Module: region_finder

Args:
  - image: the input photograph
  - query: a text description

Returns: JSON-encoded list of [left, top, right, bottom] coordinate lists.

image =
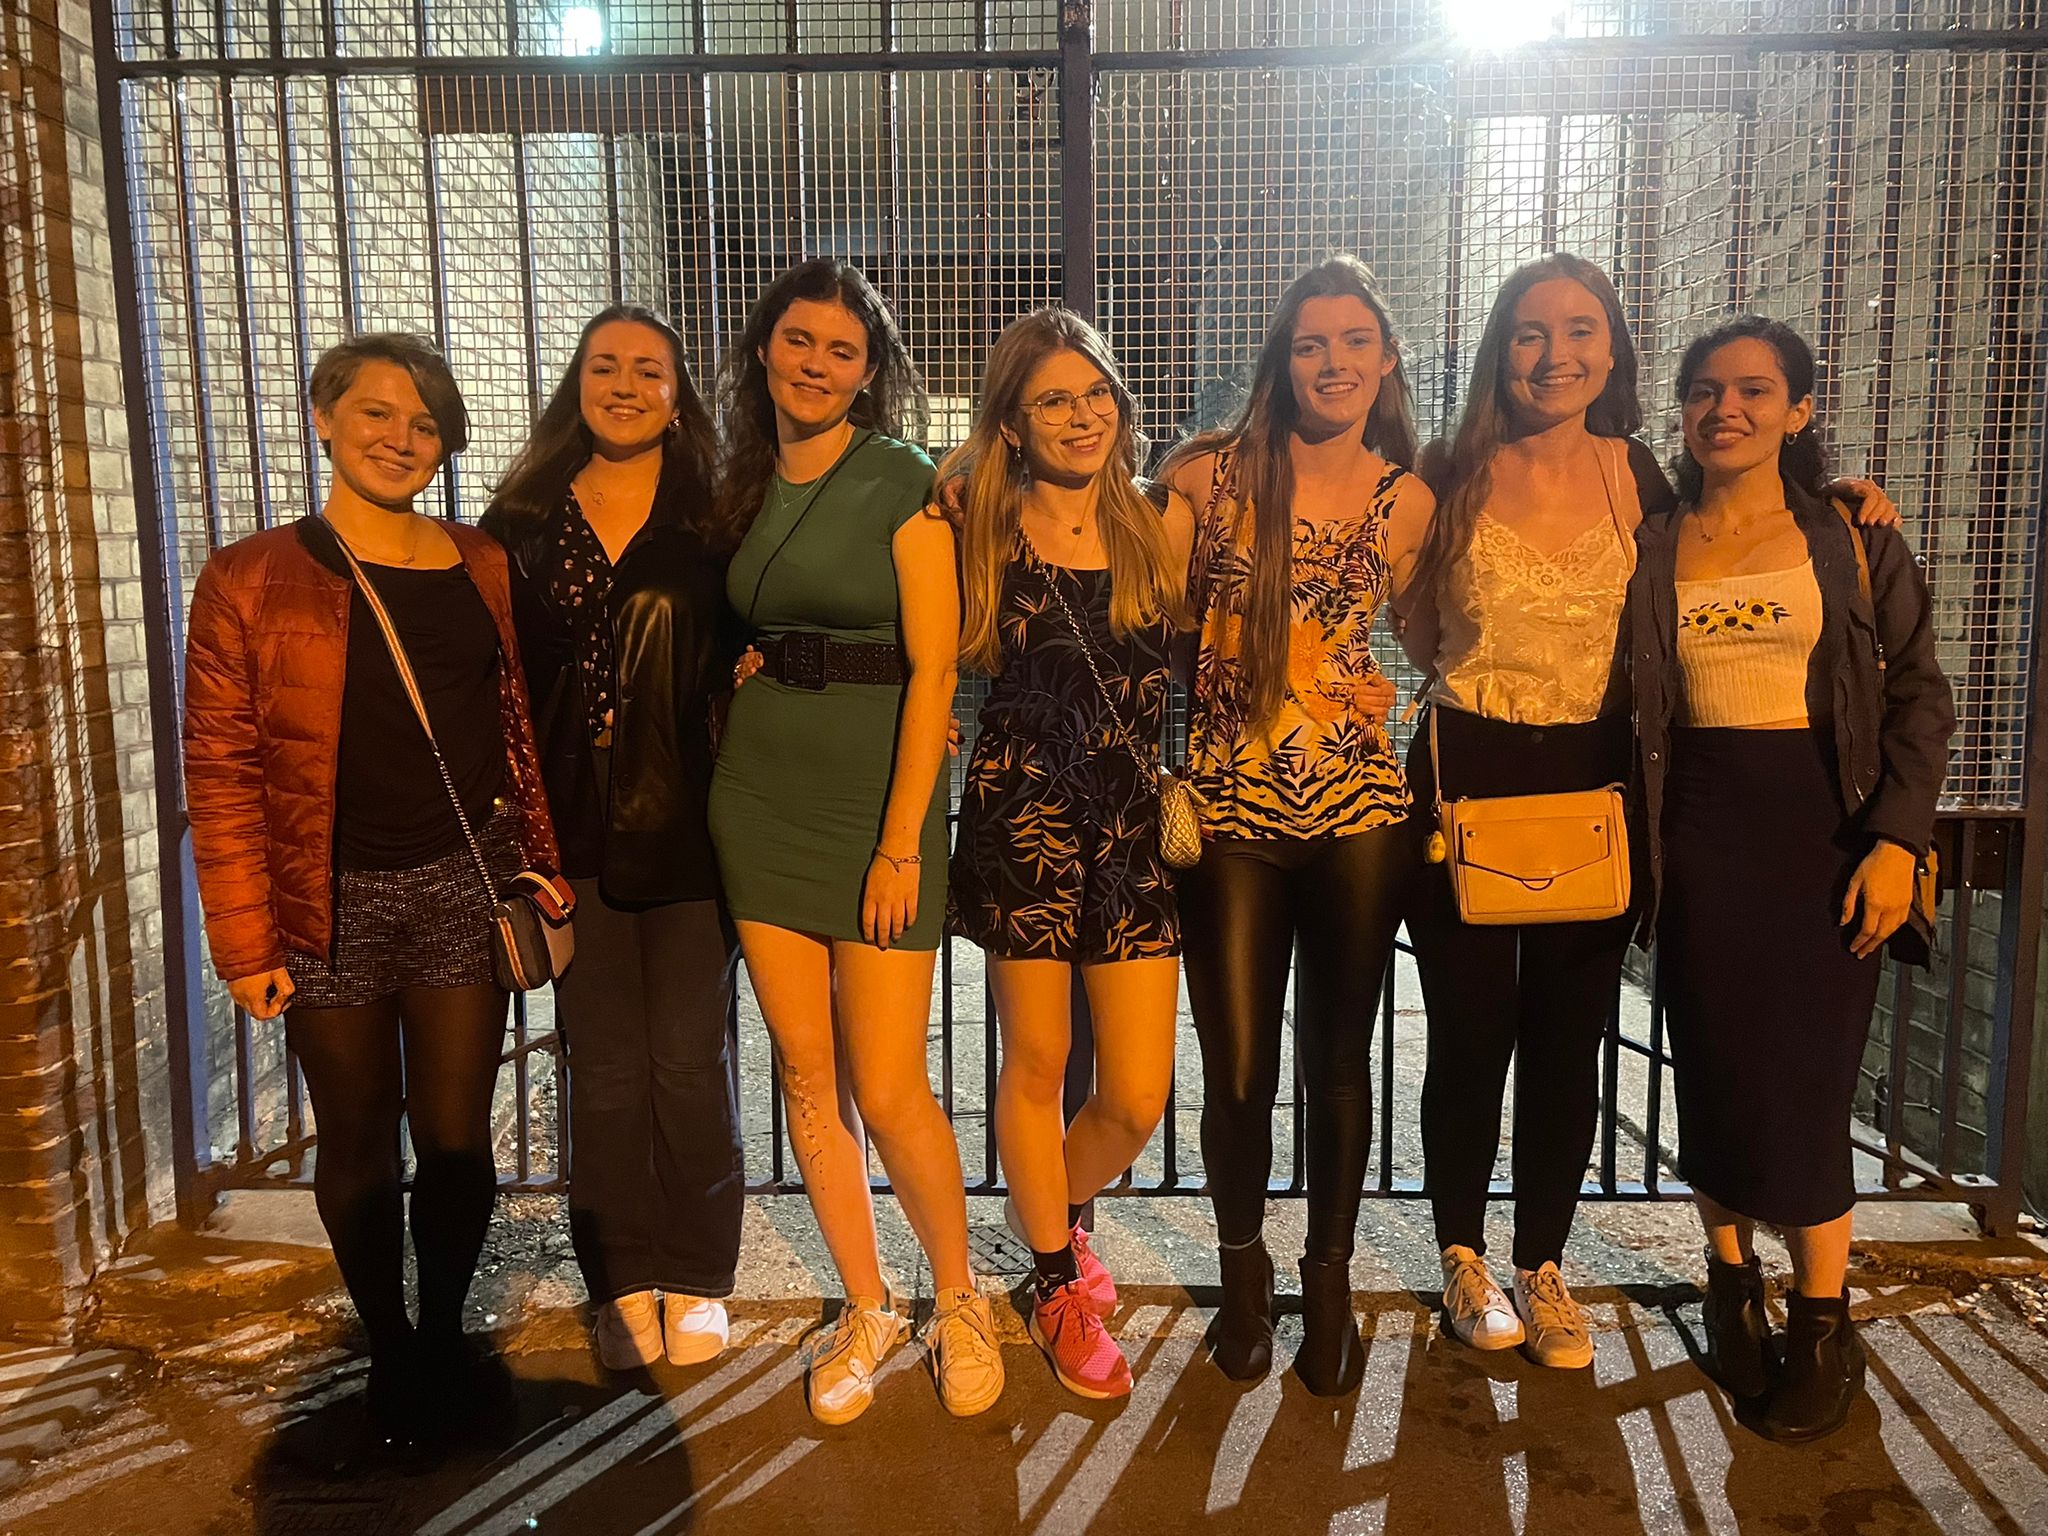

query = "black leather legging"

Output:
[[1181, 822, 1416, 1263]]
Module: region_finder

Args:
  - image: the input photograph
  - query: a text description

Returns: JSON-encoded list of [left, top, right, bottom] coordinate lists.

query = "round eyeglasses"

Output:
[[1021, 381, 1119, 427]]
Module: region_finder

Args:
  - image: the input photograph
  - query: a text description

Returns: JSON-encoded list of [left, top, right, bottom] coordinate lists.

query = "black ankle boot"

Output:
[[1764, 1290, 1865, 1443], [1702, 1251, 1773, 1401], [1293, 1257, 1364, 1397], [1210, 1239, 1275, 1381]]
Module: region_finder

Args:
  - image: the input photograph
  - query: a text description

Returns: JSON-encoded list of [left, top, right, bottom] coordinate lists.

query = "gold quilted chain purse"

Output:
[[1039, 570, 1206, 870]]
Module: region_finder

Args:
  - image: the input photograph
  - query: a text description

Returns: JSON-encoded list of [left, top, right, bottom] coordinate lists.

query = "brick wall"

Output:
[[0, 0, 174, 1339]]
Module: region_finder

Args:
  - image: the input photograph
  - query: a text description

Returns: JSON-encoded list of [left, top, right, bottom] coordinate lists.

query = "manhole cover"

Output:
[[970, 1221, 1031, 1277], [254, 1495, 405, 1535]]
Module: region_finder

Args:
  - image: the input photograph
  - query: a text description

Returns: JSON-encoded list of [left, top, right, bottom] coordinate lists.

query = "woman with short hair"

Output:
[[184, 333, 561, 1444], [482, 304, 744, 1375]]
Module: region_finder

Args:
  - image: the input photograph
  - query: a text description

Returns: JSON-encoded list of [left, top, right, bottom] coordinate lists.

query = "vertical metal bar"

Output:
[[321, 0, 357, 334], [1378, 952, 1396, 1193], [1724, 103, 1756, 312], [1440, 116, 1467, 435], [510, 134, 544, 414], [1979, 16, 2047, 1234], [1866, 38, 1909, 484], [1539, 111, 1561, 252], [604, 127, 624, 307], [90, 10, 215, 1224], [1287, 973, 1305, 1193], [1882, 937, 1918, 1188], [940, 930, 956, 1120], [234, 1006, 257, 1163], [982, 975, 998, 1186], [782, 0, 805, 263], [274, 76, 320, 501], [413, 0, 457, 516], [1644, 957, 1665, 1192], [1938, 820, 1977, 1175], [1058, 0, 1095, 322], [1814, 50, 1853, 423], [212, 59, 275, 534], [513, 992, 531, 1183], [1600, 999, 1620, 1195]]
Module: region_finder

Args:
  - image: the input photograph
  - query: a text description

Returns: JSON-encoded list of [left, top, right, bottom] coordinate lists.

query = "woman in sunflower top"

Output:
[[1631, 317, 1951, 1441], [1159, 256, 1432, 1394], [945, 308, 1193, 1401]]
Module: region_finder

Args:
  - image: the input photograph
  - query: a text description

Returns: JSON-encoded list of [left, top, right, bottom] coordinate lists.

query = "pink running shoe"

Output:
[[1070, 1225, 1118, 1319], [1030, 1281, 1133, 1400]]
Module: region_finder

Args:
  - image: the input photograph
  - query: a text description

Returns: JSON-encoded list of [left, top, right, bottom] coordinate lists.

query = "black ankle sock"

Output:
[[1033, 1245, 1080, 1300]]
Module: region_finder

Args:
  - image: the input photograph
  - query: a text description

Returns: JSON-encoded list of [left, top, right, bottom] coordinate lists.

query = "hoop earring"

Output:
[[1786, 429, 1802, 444]]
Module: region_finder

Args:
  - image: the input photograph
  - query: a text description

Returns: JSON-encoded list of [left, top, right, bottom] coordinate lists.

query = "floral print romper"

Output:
[[947, 534, 1180, 963]]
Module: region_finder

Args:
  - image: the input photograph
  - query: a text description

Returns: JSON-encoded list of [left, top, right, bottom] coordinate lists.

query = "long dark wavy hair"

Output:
[[714, 257, 927, 540], [1411, 254, 1642, 603], [1159, 255, 1419, 728], [487, 304, 720, 542], [1670, 315, 1829, 504]]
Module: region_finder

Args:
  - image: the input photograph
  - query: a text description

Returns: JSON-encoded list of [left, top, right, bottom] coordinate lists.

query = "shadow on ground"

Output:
[[6, 1276, 2048, 1535]]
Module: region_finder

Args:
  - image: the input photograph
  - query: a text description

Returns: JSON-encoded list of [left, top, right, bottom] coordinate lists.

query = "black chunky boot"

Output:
[[1763, 1290, 1865, 1443], [1293, 1257, 1365, 1396], [1209, 1239, 1275, 1381], [1702, 1251, 1773, 1401]]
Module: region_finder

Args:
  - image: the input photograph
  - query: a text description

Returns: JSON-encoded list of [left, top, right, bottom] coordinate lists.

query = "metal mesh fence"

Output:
[[108, 4, 2047, 1207]]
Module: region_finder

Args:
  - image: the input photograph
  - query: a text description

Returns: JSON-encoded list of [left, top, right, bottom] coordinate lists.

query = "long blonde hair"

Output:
[[1159, 256, 1417, 727], [943, 308, 1187, 675]]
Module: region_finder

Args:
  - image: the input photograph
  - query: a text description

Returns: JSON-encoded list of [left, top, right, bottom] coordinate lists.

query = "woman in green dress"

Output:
[[707, 257, 1003, 1426]]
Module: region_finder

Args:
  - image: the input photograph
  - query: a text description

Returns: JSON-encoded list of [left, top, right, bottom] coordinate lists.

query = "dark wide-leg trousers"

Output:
[[555, 883, 745, 1301]]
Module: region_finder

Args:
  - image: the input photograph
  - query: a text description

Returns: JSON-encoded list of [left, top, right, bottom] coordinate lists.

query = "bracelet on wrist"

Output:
[[874, 848, 923, 872]]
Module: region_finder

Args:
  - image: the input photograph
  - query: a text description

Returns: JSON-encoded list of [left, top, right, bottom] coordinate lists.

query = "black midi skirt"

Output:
[[1657, 725, 1882, 1227]]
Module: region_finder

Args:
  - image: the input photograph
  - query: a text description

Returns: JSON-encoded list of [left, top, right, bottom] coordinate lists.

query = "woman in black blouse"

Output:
[[482, 305, 743, 1372]]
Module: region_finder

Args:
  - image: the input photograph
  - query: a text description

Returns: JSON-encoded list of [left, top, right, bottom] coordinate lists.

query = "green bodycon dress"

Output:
[[708, 433, 947, 948]]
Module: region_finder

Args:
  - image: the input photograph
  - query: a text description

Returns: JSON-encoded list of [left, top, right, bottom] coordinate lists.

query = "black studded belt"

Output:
[[756, 630, 905, 690]]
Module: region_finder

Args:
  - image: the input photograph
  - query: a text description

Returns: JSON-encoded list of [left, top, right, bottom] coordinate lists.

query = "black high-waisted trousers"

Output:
[[1181, 821, 1416, 1263]]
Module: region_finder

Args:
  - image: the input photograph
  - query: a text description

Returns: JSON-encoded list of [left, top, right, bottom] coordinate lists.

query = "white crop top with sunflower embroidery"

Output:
[[1673, 561, 1823, 727]]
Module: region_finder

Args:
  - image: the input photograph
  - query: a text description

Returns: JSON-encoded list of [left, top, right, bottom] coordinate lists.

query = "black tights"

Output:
[[1181, 823, 1415, 1264], [286, 982, 508, 1356]]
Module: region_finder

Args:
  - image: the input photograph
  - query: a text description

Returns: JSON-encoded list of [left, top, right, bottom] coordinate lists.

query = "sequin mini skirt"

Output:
[[286, 810, 523, 1008]]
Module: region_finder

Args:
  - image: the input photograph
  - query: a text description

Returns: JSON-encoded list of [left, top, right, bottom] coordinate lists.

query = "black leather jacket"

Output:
[[481, 498, 732, 905], [1627, 478, 1955, 942]]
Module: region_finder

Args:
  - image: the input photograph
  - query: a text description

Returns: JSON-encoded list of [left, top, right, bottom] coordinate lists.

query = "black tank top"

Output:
[[334, 564, 505, 870]]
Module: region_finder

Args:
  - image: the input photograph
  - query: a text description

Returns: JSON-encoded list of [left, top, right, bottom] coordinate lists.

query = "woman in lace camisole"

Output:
[[1162, 257, 1436, 1396], [1393, 257, 1899, 1381]]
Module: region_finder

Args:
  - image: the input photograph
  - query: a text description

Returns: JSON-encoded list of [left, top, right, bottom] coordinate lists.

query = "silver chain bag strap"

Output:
[[1036, 563, 1206, 870]]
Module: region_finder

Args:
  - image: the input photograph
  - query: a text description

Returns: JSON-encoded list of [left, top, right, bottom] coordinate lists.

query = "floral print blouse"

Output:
[[1187, 455, 1411, 839]]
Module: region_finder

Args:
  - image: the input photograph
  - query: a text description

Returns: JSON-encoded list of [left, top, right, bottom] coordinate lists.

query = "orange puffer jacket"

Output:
[[182, 516, 560, 984]]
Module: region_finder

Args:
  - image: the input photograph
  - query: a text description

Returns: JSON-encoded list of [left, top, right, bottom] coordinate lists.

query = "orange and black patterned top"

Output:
[[1187, 456, 1411, 840]]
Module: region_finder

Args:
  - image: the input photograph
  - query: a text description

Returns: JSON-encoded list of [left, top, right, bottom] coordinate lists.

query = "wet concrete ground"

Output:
[[7, 1194, 2048, 1536]]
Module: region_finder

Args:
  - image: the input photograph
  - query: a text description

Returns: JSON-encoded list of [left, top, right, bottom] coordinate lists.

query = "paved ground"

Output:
[[3, 1196, 2047, 1535]]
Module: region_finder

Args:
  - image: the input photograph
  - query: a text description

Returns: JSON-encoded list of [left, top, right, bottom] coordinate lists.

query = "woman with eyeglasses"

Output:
[[945, 308, 1192, 1400]]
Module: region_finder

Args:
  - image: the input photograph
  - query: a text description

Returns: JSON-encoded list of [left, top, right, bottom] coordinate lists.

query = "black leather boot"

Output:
[[1293, 1257, 1365, 1396], [1209, 1239, 1275, 1381], [1764, 1290, 1865, 1443], [1702, 1251, 1773, 1401]]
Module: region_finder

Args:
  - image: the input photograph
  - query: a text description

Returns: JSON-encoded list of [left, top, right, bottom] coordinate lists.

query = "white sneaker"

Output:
[[663, 1294, 730, 1366], [1513, 1262, 1595, 1369], [595, 1290, 664, 1371], [926, 1286, 1005, 1417], [807, 1298, 908, 1426], [1440, 1245, 1525, 1351]]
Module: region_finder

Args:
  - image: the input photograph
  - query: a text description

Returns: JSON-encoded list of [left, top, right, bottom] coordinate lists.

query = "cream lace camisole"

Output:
[[1673, 562, 1823, 727], [1429, 438, 1636, 726]]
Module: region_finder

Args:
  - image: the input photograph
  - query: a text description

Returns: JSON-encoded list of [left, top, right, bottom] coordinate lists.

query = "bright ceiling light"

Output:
[[558, 5, 605, 57], [1443, 0, 1566, 49]]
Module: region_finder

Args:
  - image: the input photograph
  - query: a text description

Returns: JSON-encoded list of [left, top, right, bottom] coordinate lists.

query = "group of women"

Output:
[[182, 247, 1952, 1452]]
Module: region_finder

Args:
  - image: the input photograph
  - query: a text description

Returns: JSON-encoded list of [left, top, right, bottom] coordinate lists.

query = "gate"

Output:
[[94, 1, 2048, 1231]]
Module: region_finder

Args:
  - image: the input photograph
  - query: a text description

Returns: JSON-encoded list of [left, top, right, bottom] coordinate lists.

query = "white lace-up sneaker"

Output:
[[1513, 1262, 1596, 1369], [594, 1290, 665, 1371], [662, 1295, 730, 1366], [926, 1286, 1006, 1417], [1440, 1245, 1525, 1351], [807, 1298, 909, 1426]]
